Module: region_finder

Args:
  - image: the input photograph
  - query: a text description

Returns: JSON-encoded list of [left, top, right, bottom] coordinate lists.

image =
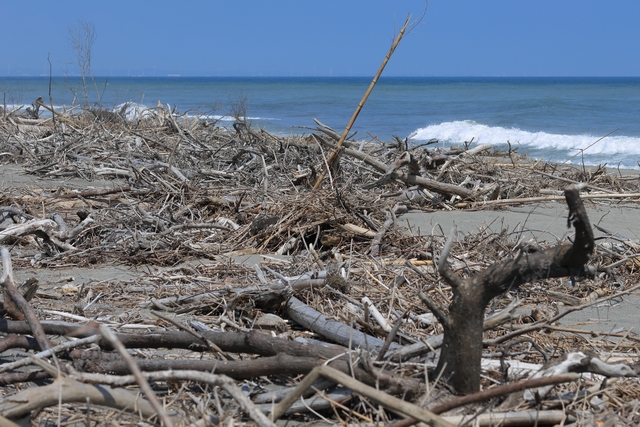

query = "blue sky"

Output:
[[3, 1, 640, 77]]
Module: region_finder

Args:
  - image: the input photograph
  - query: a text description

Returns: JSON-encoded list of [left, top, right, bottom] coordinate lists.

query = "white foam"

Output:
[[1, 103, 25, 111], [413, 120, 640, 164], [1, 102, 65, 117], [113, 102, 156, 120], [195, 114, 232, 121], [183, 113, 280, 122]]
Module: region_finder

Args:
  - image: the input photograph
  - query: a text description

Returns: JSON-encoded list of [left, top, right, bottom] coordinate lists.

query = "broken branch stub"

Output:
[[434, 184, 594, 394]]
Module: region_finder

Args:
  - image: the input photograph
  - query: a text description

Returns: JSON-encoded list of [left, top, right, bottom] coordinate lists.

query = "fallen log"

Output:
[[286, 296, 402, 354], [0, 374, 171, 422], [0, 318, 423, 399]]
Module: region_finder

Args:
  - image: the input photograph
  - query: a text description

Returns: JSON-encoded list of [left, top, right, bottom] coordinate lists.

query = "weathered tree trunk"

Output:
[[435, 184, 594, 394], [437, 280, 487, 393]]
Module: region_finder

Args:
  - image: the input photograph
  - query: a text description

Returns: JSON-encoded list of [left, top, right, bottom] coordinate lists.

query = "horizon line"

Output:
[[2, 74, 640, 79]]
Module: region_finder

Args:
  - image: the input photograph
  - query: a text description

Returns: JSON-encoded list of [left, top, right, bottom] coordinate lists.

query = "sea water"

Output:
[[1, 76, 639, 168]]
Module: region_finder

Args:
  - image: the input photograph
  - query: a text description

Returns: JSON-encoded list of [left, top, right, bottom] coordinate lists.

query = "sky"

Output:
[[2, 1, 640, 77]]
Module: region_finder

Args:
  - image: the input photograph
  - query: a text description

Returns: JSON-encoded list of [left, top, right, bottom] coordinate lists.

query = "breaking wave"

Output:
[[412, 120, 640, 168]]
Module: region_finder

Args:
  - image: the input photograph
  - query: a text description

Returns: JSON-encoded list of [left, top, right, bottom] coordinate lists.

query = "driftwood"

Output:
[[483, 282, 640, 347], [98, 324, 173, 427], [441, 411, 575, 427], [270, 365, 454, 427], [335, 143, 476, 199], [385, 297, 520, 363], [0, 249, 49, 349], [0, 334, 100, 374], [286, 296, 402, 354], [313, 16, 410, 190], [2, 83, 640, 425], [435, 184, 595, 394], [0, 374, 166, 421], [0, 314, 422, 399], [69, 369, 277, 427], [0, 216, 94, 252], [388, 373, 580, 427]]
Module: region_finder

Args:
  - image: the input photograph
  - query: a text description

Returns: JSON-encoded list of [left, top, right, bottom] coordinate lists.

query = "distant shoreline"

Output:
[[3, 75, 640, 81]]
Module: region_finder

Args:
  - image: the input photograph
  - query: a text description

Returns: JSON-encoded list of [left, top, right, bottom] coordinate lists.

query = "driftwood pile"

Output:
[[0, 100, 640, 426]]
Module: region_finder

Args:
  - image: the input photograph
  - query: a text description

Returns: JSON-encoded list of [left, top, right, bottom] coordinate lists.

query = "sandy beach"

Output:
[[4, 160, 638, 336], [2, 108, 640, 425], [5, 0, 640, 423]]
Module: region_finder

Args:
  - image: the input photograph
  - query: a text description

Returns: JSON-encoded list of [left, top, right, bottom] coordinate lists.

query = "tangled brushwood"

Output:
[[0, 101, 640, 426]]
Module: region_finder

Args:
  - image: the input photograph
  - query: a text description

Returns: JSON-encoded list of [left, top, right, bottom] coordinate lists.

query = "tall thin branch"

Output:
[[313, 16, 411, 190]]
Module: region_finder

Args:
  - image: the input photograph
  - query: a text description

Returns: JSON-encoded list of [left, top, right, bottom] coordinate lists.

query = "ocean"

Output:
[[2, 76, 640, 168]]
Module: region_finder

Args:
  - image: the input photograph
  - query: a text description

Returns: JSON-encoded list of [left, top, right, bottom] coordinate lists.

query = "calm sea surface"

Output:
[[2, 76, 640, 168]]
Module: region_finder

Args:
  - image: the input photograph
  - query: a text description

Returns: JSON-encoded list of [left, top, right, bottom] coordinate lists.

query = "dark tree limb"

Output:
[[435, 184, 594, 394], [0, 370, 51, 386], [417, 291, 448, 327], [0, 319, 423, 399], [0, 334, 40, 353], [74, 352, 324, 378], [71, 350, 422, 399], [75, 351, 416, 395], [0, 319, 89, 336]]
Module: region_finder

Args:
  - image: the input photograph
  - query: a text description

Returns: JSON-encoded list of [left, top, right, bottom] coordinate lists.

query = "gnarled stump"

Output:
[[436, 184, 594, 394]]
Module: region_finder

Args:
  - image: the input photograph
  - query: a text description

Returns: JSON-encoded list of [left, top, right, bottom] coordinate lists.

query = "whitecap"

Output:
[[112, 102, 156, 120], [412, 120, 640, 167]]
